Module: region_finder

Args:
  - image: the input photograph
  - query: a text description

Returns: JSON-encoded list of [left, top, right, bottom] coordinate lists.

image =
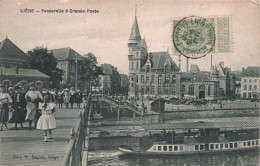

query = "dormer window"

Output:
[[146, 65, 150, 72]]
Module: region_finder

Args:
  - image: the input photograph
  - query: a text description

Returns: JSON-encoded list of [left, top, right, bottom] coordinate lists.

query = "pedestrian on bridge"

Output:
[[0, 84, 13, 130], [37, 95, 56, 142]]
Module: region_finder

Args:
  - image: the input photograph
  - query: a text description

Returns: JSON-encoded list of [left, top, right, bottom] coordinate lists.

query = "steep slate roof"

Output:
[[50, 47, 83, 61], [143, 52, 177, 70], [0, 37, 29, 63], [1, 67, 49, 78], [129, 16, 141, 41], [190, 64, 200, 73], [101, 64, 113, 75], [241, 67, 260, 77], [181, 72, 210, 82]]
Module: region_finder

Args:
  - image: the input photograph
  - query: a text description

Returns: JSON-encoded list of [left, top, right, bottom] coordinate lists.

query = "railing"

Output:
[[61, 93, 92, 166]]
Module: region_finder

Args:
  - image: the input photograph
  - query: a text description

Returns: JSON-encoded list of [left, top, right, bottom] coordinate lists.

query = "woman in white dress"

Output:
[[37, 95, 56, 142], [25, 83, 43, 130], [0, 85, 13, 130]]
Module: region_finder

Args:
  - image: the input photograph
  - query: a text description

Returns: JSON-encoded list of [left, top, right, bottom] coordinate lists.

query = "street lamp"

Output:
[[75, 53, 78, 90]]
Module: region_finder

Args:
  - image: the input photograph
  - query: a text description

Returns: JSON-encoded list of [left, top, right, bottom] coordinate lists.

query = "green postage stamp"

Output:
[[173, 16, 232, 59]]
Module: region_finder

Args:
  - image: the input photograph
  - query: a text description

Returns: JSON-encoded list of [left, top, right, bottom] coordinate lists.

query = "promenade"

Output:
[[0, 107, 82, 166]]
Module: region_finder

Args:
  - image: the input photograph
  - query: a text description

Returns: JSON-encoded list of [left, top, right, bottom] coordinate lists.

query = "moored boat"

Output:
[[119, 121, 259, 155]]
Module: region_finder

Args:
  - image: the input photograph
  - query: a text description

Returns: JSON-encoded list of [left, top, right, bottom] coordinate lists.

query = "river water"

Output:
[[87, 150, 259, 166]]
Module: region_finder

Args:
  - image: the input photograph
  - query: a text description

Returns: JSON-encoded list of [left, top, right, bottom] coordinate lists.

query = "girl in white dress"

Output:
[[37, 95, 56, 142]]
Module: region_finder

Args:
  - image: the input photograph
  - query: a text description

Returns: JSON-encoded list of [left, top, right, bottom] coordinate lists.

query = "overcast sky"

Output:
[[0, 0, 260, 74]]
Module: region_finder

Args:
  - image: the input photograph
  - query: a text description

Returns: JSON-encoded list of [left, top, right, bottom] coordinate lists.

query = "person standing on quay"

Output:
[[75, 89, 82, 108], [0, 85, 13, 130], [9, 86, 27, 129], [25, 83, 43, 130], [57, 89, 64, 109], [70, 87, 76, 108], [37, 95, 56, 142], [63, 88, 70, 109]]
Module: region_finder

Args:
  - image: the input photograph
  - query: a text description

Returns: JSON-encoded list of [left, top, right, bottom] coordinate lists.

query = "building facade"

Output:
[[0, 37, 50, 91], [240, 67, 260, 99], [50, 47, 84, 86], [128, 15, 181, 98]]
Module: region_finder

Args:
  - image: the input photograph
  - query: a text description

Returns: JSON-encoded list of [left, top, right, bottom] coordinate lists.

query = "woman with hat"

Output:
[[63, 88, 70, 109], [0, 84, 13, 130], [69, 87, 76, 108], [9, 86, 27, 129], [25, 82, 43, 130], [75, 89, 83, 108]]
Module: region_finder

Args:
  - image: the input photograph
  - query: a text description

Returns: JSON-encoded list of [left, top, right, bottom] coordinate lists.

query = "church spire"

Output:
[[128, 8, 141, 45]]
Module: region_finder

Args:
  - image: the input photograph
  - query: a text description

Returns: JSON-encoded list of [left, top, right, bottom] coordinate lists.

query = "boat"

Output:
[[119, 121, 259, 155]]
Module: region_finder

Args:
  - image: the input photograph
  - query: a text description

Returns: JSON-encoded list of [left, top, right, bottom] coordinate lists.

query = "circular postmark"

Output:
[[173, 16, 215, 59]]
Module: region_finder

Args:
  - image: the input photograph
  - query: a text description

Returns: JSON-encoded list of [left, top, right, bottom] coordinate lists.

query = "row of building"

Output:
[[126, 14, 260, 100]]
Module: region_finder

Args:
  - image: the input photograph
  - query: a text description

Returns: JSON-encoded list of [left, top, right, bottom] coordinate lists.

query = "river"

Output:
[[87, 150, 259, 166]]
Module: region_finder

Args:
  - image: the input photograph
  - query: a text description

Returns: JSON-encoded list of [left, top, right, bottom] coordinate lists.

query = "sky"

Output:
[[0, 0, 260, 74]]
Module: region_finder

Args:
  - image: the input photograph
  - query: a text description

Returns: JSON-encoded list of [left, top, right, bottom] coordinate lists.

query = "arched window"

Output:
[[189, 85, 194, 95]]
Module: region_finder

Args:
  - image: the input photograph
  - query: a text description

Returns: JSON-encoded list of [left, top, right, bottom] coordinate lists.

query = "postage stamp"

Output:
[[173, 16, 215, 59], [173, 16, 233, 58]]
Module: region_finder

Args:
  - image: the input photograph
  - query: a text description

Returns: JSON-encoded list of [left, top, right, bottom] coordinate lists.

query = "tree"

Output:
[[79, 52, 103, 91], [28, 46, 63, 88]]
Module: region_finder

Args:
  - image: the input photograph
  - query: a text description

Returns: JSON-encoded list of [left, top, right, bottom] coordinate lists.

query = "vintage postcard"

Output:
[[0, 0, 259, 165]]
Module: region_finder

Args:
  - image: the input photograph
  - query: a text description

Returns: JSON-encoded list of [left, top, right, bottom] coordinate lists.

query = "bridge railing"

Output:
[[60, 93, 92, 166]]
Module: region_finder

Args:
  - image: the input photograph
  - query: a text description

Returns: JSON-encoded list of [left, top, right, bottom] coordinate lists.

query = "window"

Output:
[[174, 146, 178, 151], [151, 86, 155, 94], [169, 146, 173, 151], [165, 85, 169, 94], [254, 85, 257, 91], [131, 83, 133, 87], [243, 142, 246, 146], [141, 86, 144, 93], [248, 92, 251, 98], [136, 61, 139, 69], [165, 65, 170, 73], [165, 75, 170, 83], [243, 92, 247, 98], [249, 79, 252, 83], [158, 146, 161, 151], [208, 85, 211, 96], [146, 86, 150, 94], [141, 75, 144, 83], [180, 146, 183, 151], [225, 144, 228, 148], [131, 75, 134, 81], [234, 143, 238, 148], [244, 85, 247, 91], [146, 65, 150, 72], [146, 76, 150, 83], [210, 144, 214, 150], [158, 86, 162, 94], [215, 144, 219, 149], [244, 79, 247, 82], [172, 75, 176, 83], [136, 75, 138, 83], [200, 145, 204, 150], [254, 79, 257, 83], [220, 144, 223, 149], [163, 146, 167, 151], [181, 85, 185, 92], [151, 75, 155, 83], [229, 143, 233, 148], [252, 141, 255, 146], [256, 140, 258, 145], [195, 145, 199, 150], [132, 62, 134, 69], [158, 75, 163, 83], [189, 86, 194, 95], [247, 141, 251, 146], [249, 85, 252, 91]]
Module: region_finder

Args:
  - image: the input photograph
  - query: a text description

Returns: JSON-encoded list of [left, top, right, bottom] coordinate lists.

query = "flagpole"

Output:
[[75, 53, 78, 90]]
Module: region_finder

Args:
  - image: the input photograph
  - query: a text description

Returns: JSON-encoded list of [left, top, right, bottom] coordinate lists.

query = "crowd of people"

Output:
[[0, 83, 85, 141]]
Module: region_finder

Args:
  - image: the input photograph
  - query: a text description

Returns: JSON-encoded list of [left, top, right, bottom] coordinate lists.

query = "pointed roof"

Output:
[[241, 66, 260, 77], [50, 47, 83, 61], [190, 64, 200, 73], [142, 52, 178, 70], [128, 16, 141, 44], [0, 37, 29, 63], [181, 72, 210, 82]]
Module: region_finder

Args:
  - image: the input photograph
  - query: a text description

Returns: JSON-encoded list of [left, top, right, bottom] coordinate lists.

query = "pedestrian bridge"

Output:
[[92, 94, 143, 115]]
